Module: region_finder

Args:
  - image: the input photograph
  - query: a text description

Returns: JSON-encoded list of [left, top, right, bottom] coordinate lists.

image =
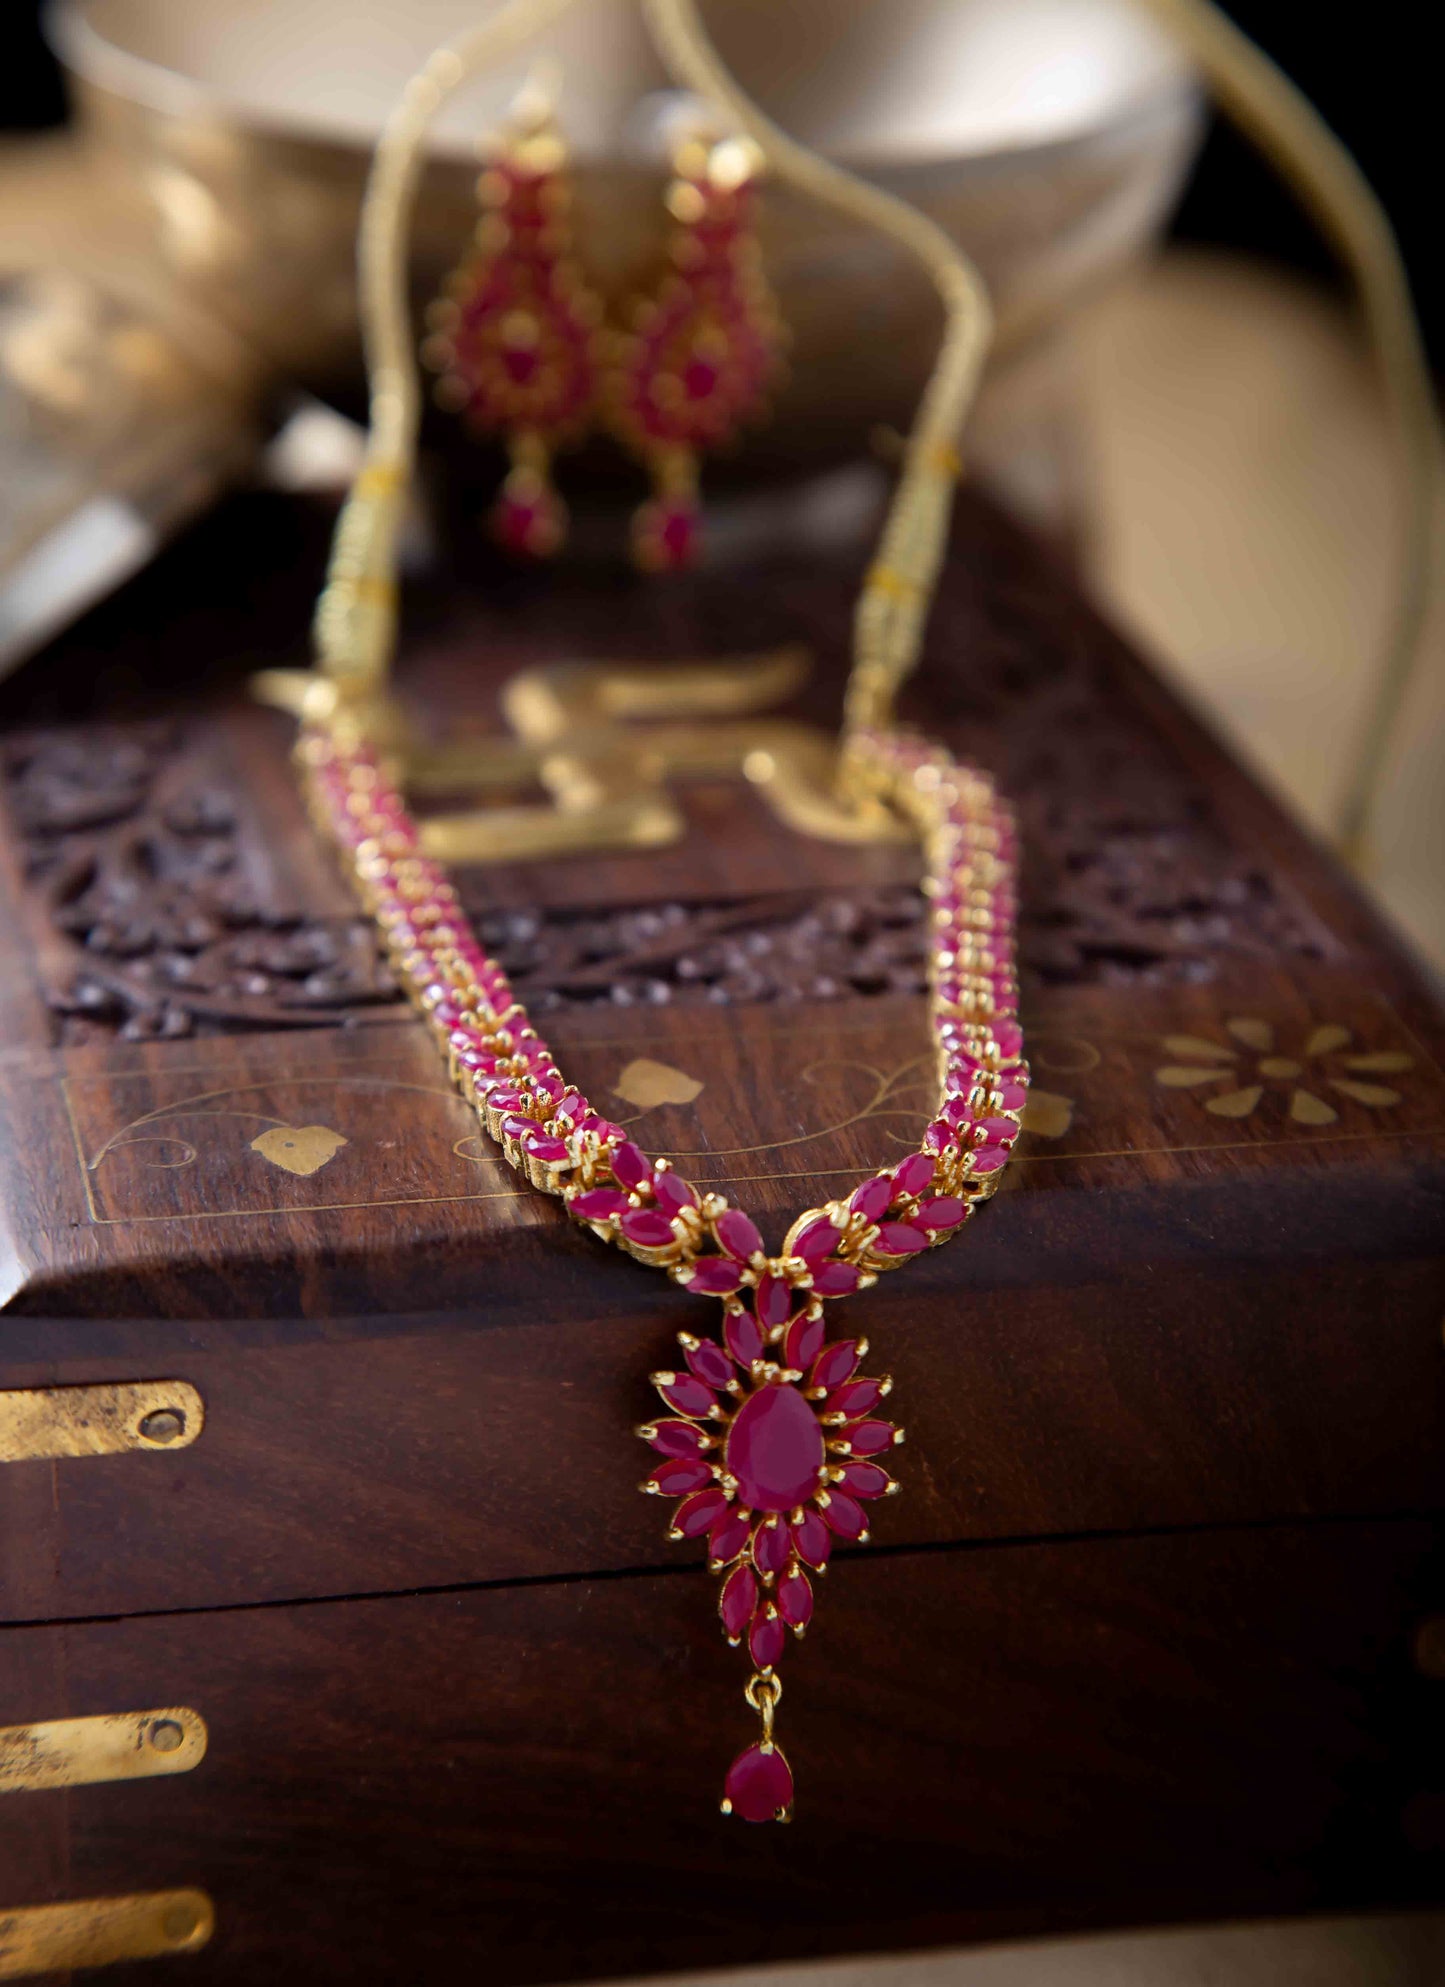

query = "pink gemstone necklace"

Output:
[[298, 727, 1024, 1820], [293, 0, 1021, 1822]]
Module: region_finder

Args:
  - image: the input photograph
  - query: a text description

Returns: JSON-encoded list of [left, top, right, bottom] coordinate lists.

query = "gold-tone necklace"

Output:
[[282, 0, 1434, 1822]]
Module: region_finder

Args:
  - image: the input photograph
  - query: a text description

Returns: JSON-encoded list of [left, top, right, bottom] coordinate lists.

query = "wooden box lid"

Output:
[[1, 488, 1442, 1621]]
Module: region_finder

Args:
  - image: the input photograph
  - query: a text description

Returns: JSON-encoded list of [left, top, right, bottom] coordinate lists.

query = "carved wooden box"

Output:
[[1, 492, 1442, 1983]]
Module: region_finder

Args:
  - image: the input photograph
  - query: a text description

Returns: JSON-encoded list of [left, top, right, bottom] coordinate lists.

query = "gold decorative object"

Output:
[[254, 645, 913, 859], [0, 1380, 204, 1463], [0, 1709, 207, 1795], [0, 1893, 213, 1980]]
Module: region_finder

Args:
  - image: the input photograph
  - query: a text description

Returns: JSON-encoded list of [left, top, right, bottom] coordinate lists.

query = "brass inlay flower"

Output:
[[1153, 1019, 1413, 1125]]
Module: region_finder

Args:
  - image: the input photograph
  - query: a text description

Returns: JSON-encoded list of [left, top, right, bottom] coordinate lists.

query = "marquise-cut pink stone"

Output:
[[752, 1516, 792, 1578], [653, 1170, 698, 1214], [918, 1195, 967, 1232], [792, 1217, 839, 1265], [755, 1273, 795, 1330], [685, 1340, 734, 1390], [994, 1020, 1024, 1059], [719, 1563, 757, 1641], [821, 1488, 867, 1539], [612, 1142, 652, 1190], [749, 1610, 786, 1670], [709, 1506, 753, 1566], [726, 1385, 825, 1512], [715, 1209, 764, 1260], [569, 1187, 629, 1221], [647, 1420, 707, 1458], [850, 1175, 894, 1224], [840, 1419, 894, 1456], [649, 1458, 712, 1496], [790, 1509, 832, 1569], [725, 1307, 765, 1368], [893, 1152, 936, 1197], [621, 1208, 676, 1249], [979, 1117, 1019, 1144], [811, 1261, 863, 1298], [684, 1258, 743, 1296], [783, 1311, 825, 1370], [809, 1340, 861, 1391], [827, 1377, 883, 1418], [657, 1373, 716, 1418], [873, 1222, 929, 1257], [674, 1487, 729, 1536], [777, 1566, 814, 1627], [723, 1741, 793, 1823], [970, 1146, 1008, 1174], [839, 1461, 891, 1498]]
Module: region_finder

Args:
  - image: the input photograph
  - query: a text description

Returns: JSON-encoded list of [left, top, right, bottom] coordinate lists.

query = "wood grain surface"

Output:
[[2, 1520, 1443, 1981], [0, 488, 1441, 1972]]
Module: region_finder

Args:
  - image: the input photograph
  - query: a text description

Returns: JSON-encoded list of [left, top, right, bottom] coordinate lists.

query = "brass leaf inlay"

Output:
[[1226, 1018, 1274, 1052], [1290, 1089, 1338, 1126], [1020, 1089, 1074, 1139], [614, 1059, 704, 1110], [1162, 1035, 1236, 1063], [1304, 1023, 1353, 1057], [1155, 1066, 1232, 1088], [1204, 1085, 1264, 1118], [1328, 1078, 1403, 1109], [250, 1125, 349, 1176]]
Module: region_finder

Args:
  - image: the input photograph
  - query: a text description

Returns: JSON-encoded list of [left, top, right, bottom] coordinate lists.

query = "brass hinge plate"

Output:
[[0, 1381, 203, 1463], [0, 1891, 213, 1978], [0, 1708, 207, 1794]]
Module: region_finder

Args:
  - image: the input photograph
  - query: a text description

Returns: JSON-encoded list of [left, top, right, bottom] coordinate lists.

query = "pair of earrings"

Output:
[[424, 103, 784, 570]]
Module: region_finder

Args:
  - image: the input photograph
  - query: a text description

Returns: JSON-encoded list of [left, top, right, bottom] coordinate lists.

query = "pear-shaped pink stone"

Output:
[[724, 1742, 793, 1822], [725, 1384, 824, 1513]]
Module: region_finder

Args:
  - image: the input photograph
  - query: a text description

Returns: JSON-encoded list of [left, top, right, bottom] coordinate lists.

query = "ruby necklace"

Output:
[[298, 718, 1025, 1820], [294, 0, 1023, 1824]]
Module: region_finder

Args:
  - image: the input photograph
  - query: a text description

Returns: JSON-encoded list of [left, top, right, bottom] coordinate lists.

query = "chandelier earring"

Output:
[[605, 127, 786, 571], [423, 88, 605, 558]]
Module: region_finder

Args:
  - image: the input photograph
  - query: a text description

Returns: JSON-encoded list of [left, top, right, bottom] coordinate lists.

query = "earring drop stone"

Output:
[[492, 462, 567, 559]]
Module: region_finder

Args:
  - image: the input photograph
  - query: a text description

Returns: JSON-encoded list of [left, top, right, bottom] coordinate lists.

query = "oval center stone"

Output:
[[726, 1383, 825, 1513]]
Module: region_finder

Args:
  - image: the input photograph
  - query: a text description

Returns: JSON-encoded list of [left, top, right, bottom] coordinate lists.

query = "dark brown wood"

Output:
[[2, 1521, 1442, 1982], [0, 486, 1442, 1974], [0, 1244, 1442, 1623]]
